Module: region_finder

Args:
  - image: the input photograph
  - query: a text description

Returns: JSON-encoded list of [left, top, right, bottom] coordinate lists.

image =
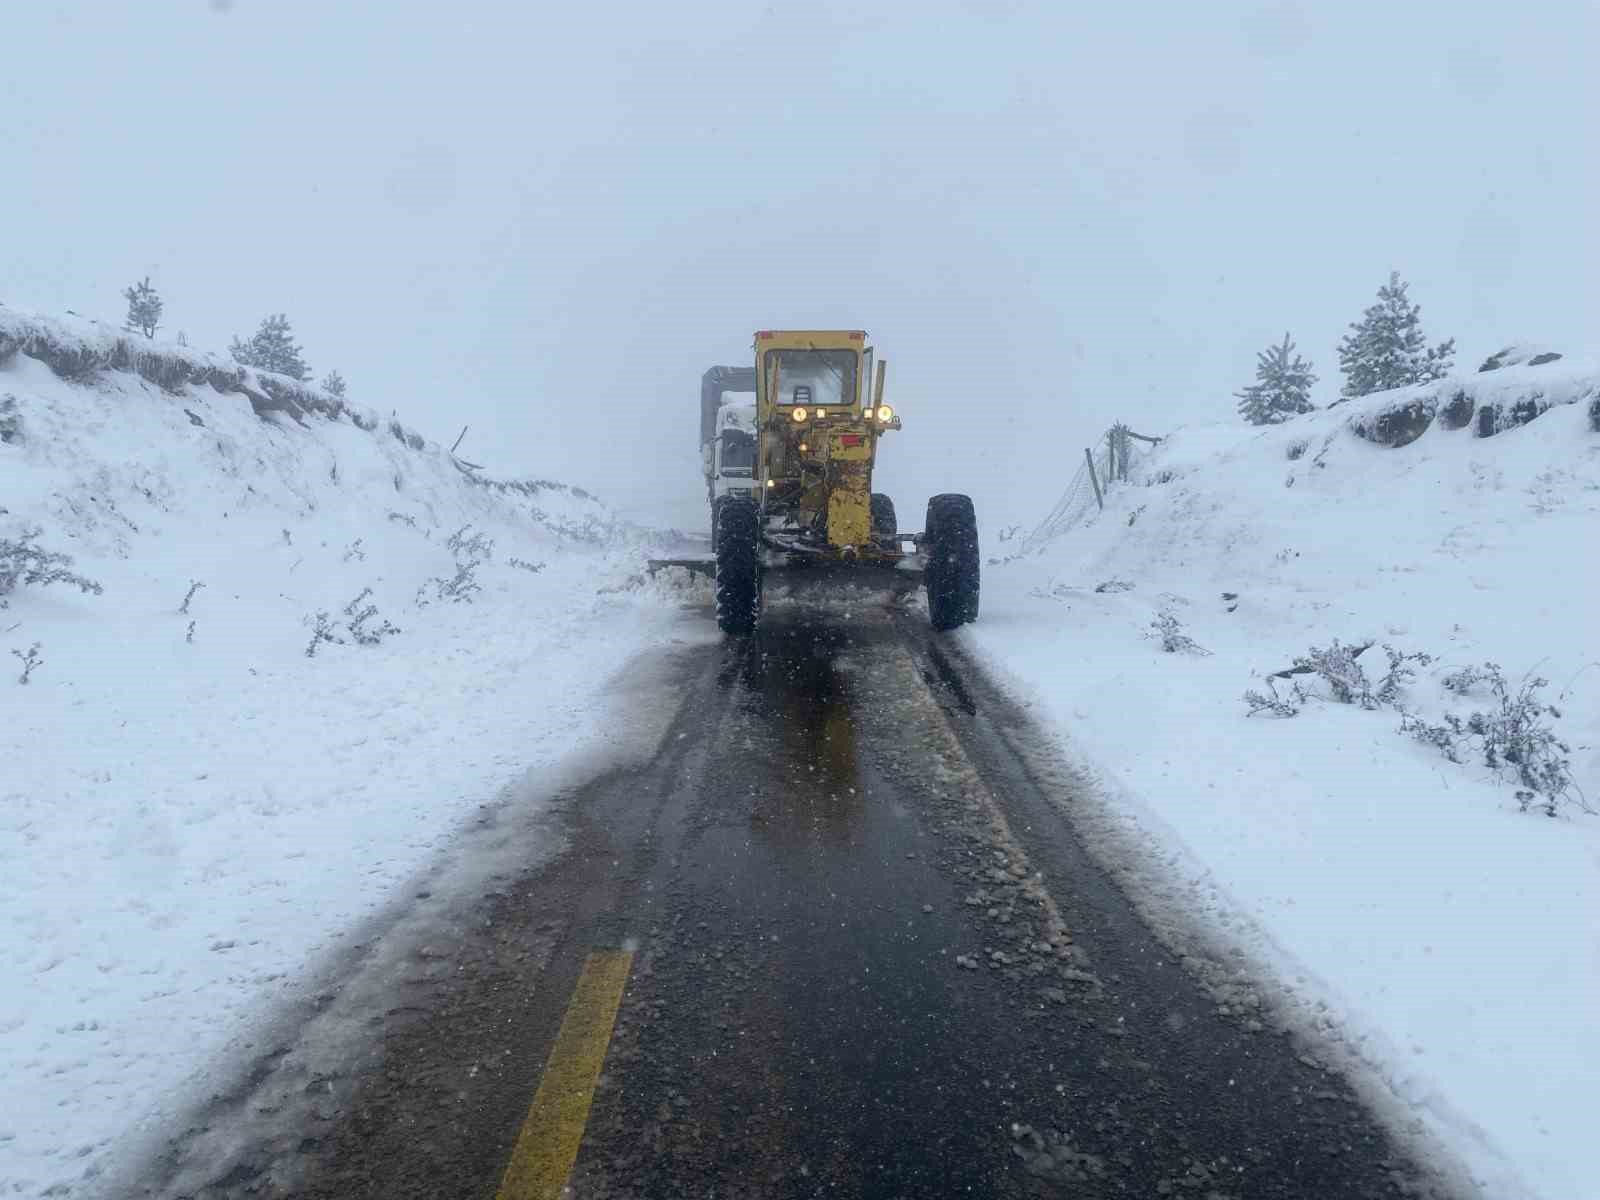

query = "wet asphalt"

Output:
[[130, 604, 1458, 1200]]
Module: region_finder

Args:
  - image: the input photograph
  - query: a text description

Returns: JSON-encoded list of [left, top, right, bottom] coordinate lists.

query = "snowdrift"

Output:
[[973, 357, 1600, 1200], [0, 304, 706, 1197]]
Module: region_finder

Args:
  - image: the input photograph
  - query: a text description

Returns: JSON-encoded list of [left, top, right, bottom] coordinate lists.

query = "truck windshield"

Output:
[[720, 429, 755, 475], [767, 349, 857, 409]]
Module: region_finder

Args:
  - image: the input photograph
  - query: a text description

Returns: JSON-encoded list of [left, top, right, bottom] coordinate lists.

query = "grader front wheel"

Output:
[[925, 493, 980, 631], [714, 497, 761, 635]]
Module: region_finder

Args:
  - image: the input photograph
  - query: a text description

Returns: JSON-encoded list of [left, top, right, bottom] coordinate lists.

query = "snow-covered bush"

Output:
[[1375, 645, 1435, 706], [343, 587, 399, 645], [1251, 645, 1583, 816], [1245, 640, 1428, 714], [446, 525, 494, 562], [11, 642, 42, 685], [417, 526, 495, 606], [1290, 638, 1374, 706], [1442, 664, 1494, 695], [508, 558, 544, 574], [1150, 610, 1209, 655], [1401, 664, 1583, 817], [178, 579, 204, 615], [1243, 679, 1303, 718], [0, 530, 103, 606], [304, 611, 343, 658]]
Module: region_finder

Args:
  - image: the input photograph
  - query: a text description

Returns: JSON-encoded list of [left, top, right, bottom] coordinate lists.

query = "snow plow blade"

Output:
[[646, 557, 717, 580]]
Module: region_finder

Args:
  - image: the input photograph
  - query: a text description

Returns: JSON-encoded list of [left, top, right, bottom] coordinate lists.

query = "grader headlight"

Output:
[[791, 407, 808, 423], [876, 405, 894, 423]]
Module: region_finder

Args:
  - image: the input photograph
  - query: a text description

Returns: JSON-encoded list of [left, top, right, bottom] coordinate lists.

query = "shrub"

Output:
[[304, 611, 343, 657], [1401, 663, 1583, 817], [0, 530, 103, 606], [1244, 680, 1303, 717], [343, 587, 399, 645], [11, 642, 42, 684], [1150, 610, 1209, 656]]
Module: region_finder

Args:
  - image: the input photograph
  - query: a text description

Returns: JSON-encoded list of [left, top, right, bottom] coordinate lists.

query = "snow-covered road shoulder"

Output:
[[969, 362, 1600, 1200]]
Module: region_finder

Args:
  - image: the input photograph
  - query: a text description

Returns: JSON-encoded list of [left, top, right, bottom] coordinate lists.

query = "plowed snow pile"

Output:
[[0, 307, 708, 1197], [972, 359, 1600, 1200]]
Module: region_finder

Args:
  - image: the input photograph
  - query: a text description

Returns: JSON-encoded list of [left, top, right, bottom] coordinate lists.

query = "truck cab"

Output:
[[704, 400, 759, 506]]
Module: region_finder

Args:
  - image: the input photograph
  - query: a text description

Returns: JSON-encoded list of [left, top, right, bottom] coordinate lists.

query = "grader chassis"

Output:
[[708, 330, 979, 635]]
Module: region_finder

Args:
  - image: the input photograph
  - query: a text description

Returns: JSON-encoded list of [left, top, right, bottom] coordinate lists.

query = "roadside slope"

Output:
[[0, 306, 706, 1198], [970, 360, 1600, 1200]]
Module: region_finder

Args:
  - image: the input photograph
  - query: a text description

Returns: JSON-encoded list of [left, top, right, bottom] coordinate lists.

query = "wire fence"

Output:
[[1012, 423, 1164, 556]]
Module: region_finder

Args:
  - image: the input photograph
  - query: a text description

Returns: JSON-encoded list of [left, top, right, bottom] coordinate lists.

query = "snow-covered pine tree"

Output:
[[321, 369, 347, 399], [122, 276, 163, 339], [1336, 272, 1456, 399], [230, 313, 311, 381], [1236, 332, 1317, 425]]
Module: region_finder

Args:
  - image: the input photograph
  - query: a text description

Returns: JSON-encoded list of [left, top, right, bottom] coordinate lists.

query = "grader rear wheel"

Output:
[[925, 493, 979, 631], [870, 493, 898, 545]]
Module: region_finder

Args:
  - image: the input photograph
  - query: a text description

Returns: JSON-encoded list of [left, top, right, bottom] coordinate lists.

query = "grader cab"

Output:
[[711, 330, 979, 635]]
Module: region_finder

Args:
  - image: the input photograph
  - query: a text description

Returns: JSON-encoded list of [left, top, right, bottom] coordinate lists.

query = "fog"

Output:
[[3, 0, 1594, 532]]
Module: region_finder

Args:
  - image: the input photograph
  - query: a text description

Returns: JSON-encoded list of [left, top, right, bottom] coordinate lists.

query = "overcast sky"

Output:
[[3, 1, 1594, 530]]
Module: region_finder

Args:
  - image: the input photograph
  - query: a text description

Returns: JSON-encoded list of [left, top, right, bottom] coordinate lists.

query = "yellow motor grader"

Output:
[[707, 329, 979, 635]]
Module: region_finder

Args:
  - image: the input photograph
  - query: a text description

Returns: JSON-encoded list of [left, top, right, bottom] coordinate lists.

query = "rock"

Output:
[[1350, 397, 1437, 448], [1479, 344, 1562, 372], [921, 904, 934, 914], [1438, 389, 1475, 430]]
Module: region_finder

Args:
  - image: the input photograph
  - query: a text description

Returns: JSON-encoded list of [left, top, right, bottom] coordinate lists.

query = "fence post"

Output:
[[1085, 447, 1104, 510]]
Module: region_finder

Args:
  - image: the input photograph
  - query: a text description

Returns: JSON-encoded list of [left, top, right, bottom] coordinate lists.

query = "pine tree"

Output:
[[230, 313, 311, 381], [122, 276, 163, 339], [1336, 272, 1456, 399], [321, 369, 347, 399], [1236, 332, 1317, 425]]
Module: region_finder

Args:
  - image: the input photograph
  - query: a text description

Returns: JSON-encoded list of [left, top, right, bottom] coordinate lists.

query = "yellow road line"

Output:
[[495, 950, 633, 1200]]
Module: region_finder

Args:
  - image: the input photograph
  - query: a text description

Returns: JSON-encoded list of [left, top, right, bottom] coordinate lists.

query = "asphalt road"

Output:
[[131, 603, 1458, 1200]]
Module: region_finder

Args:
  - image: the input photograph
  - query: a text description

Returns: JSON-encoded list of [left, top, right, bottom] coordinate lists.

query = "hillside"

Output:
[[973, 358, 1600, 1200], [0, 306, 706, 1197]]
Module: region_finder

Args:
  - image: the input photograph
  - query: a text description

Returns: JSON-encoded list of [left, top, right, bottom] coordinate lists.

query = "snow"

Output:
[[970, 361, 1600, 1200], [0, 309, 707, 1197]]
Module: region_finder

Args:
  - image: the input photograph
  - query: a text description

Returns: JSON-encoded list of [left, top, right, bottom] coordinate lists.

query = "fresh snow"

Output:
[[0, 309, 708, 1197], [971, 360, 1600, 1200]]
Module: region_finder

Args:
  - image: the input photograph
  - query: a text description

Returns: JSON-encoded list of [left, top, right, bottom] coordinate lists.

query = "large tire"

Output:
[[715, 497, 761, 635], [925, 493, 979, 631], [870, 492, 898, 545]]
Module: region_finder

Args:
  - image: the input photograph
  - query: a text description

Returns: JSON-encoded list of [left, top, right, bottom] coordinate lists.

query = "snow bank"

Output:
[[0, 306, 705, 1197], [972, 360, 1600, 1200]]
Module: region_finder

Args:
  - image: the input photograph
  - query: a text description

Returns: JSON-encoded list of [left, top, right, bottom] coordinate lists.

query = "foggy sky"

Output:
[[3, 0, 1594, 532]]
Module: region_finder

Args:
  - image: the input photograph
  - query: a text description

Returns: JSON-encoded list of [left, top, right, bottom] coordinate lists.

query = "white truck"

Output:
[[699, 365, 758, 545]]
